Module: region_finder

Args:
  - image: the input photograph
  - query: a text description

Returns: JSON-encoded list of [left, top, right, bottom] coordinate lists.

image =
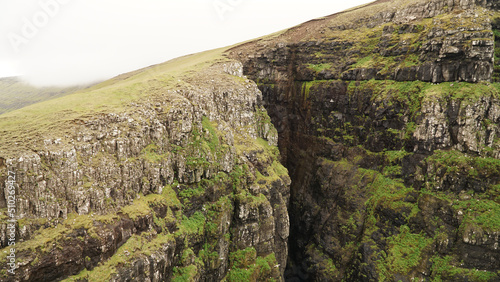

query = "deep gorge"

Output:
[[230, 0, 500, 279], [0, 0, 499, 281]]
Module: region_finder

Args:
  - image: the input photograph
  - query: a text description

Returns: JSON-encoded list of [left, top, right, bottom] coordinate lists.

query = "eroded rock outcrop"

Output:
[[2, 0, 500, 281], [230, 0, 500, 281], [0, 61, 290, 281]]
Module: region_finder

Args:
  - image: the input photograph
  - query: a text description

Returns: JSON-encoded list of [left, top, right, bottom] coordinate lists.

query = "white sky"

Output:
[[0, 0, 373, 86]]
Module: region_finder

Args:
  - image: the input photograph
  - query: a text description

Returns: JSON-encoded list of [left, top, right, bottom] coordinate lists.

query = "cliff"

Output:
[[1, 0, 500, 281], [229, 0, 500, 280], [0, 51, 289, 281]]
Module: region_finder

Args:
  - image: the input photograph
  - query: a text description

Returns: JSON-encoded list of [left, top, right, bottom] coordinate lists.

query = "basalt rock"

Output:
[[230, 0, 500, 281], [2, 0, 500, 281], [0, 62, 290, 281]]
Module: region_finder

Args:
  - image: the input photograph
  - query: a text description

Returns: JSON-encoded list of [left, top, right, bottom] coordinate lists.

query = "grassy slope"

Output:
[[0, 0, 401, 158], [231, 0, 428, 47], [0, 47, 230, 157], [0, 77, 86, 115], [0, 0, 498, 280]]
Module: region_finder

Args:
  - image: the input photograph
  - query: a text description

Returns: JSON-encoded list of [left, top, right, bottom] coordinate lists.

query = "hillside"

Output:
[[0, 77, 89, 115], [0, 0, 500, 281]]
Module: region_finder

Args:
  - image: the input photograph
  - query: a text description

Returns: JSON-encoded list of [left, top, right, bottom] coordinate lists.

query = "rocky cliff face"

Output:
[[2, 0, 500, 281], [0, 61, 290, 281], [229, 0, 500, 281]]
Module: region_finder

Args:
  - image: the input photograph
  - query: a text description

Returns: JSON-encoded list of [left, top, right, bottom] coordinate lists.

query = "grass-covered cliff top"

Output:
[[2, 0, 499, 158], [0, 48, 231, 157], [231, 0, 498, 48], [0, 77, 87, 116]]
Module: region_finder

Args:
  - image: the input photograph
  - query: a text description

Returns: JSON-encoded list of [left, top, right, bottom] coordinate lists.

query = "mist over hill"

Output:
[[0, 77, 92, 115]]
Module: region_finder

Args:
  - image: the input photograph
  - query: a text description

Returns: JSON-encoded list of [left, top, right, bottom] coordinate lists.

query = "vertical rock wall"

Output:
[[0, 62, 290, 281], [231, 0, 500, 281]]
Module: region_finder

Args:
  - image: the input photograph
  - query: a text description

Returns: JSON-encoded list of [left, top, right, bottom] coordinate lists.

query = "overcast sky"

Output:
[[0, 0, 372, 86]]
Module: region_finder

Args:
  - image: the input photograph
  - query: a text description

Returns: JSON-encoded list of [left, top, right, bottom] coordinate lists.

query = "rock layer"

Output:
[[1, 0, 500, 281], [230, 0, 500, 281], [0, 61, 290, 281]]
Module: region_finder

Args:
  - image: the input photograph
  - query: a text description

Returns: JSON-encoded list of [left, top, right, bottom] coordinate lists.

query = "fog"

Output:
[[0, 0, 372, 87]]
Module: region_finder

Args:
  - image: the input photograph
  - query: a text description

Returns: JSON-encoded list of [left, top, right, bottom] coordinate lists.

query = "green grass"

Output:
[[455, 198, 500, 232], [488, 184, 500, 203], [347, 80, 425, 119], [254, 160, 288, 186], [120, 191, 180, 220], [178, 186, 204, 201], [8, 223, 68, 254], [313, 155, 499, 282], [364, 169, 416, 217], [229, 165, 247, 192], [0, 47, 230, 157], [401, 53, 421, 67], [61, 176, 241, 281], [59, 185, 184, 281], [352, 55, 374, 68], [234, 137, 280, 166], [172, 265, 199, 282], [0, 184, 182, 268], [178, 184, 205, 209], [0, 211, 120, 262], [203, 195, 232, 236], [346, 80, 500, 121], [232, 136, 288, 189], [302, 81, 324, 102], [173, 116, 231, 173], [383, 225, 433, 275], [201, 116, 220, 153], [427, 150, 500, 178], [141, 143, 169, 163], [284, 8, 493, 84], [420, 185, 500, 234], [493, 27, 500, 82], [430, 256, 499, 282], [385, 150, 412, 163], [382, 165, 402, 176], [64, 232, 176, 281], [177, 211, 206, 236], [226, 248, 278, 282], [307, 63, 333, 72], [426, 82, 500, 103], [0, 77, 87, 115], [235, 191, 268, 209]]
